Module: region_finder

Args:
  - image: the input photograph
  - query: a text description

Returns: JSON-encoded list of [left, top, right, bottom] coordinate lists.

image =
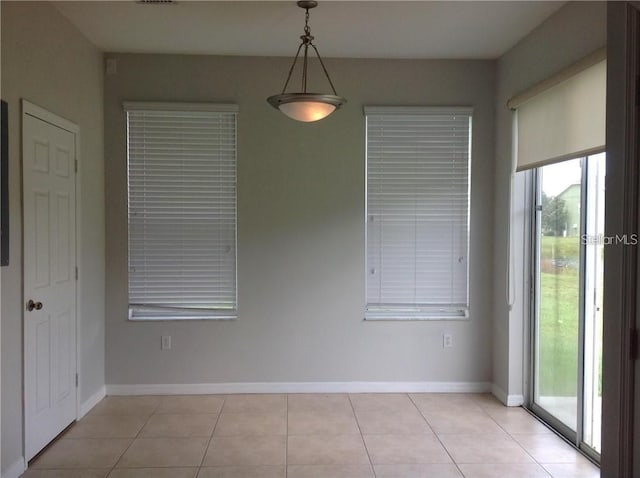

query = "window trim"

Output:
[[364, 106, 472, 321], [123, 101, 239, 113]]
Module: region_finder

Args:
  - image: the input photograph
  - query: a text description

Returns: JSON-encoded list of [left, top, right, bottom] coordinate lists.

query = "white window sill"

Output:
[[128, 316, 237, 322], [128, 307, 237, 321], [365, 307, 469, 321]]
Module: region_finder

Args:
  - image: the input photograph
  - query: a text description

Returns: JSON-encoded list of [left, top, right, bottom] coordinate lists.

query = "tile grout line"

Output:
[[196, 395, 226, 475], [481, 404, 555, 476], [405, 392, 437, 435], [470, 396, 556, 477], [106, 395, 161, 477], [407, 393, 466, 478], [484, 399, 600, 473], [347, 393, 377, 478], [519, 405, 602, 470], [285, 394, 289, 478]]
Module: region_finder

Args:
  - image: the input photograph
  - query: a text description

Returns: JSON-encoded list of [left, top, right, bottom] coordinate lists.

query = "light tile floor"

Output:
[[23, 393, 600, 478]]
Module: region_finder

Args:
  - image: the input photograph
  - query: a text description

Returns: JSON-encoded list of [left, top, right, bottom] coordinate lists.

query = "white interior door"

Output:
[[23, 105, 77, 461]]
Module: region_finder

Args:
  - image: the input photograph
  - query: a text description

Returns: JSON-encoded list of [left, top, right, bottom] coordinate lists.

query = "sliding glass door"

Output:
[[533, 158, 582, 432], [531, 152, 605, 459]]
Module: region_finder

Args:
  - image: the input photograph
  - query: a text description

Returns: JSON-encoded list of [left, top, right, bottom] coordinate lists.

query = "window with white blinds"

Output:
[[365, 106, 471, 320], [125, 102, 238, 320]]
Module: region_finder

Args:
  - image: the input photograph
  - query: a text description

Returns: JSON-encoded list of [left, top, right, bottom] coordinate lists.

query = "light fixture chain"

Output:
[[302, 44, 309, 93], [304, 8, 310, 36], [281, 42, 304, 94], [310, 44, 338, 96]]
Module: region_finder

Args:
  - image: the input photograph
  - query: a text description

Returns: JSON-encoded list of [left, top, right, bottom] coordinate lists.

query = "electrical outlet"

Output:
[[161, 335, 172, 350], [443, 333, 453, 348]]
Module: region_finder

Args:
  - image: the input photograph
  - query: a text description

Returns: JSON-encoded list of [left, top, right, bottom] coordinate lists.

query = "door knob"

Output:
[[26, 300, 43, 312]]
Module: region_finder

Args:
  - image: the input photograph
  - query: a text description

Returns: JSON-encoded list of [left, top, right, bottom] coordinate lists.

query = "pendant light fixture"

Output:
[[267, 1, 346, 122]]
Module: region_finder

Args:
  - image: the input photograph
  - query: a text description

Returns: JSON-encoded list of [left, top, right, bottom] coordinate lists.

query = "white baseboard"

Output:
[[507, 394, 525, 406], [106, 381, 492, 396], [79, 385, 106, 418], [491, 383, 508, 404], [2, 457, 26, 478], [491, 383, 524, 407]]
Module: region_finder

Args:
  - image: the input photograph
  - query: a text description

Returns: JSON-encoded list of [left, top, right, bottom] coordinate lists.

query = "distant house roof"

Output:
[[557, 183, 581, 199]]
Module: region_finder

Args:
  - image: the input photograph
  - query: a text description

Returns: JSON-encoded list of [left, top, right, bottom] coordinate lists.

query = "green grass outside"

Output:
[[538, 235, 580, 397], [538, 270, 579, 397], [540, 234, 580, 259], [538, 235, 604, 404]]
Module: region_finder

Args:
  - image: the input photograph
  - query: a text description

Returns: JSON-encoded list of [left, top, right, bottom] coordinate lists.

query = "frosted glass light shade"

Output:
[[267, 93, 346, 122], [279, 101, 336, 122]]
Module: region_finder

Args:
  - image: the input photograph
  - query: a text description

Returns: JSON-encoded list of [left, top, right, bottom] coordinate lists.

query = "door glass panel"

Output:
[[534, 158, 583, 431], [583, 152, 605, 453]]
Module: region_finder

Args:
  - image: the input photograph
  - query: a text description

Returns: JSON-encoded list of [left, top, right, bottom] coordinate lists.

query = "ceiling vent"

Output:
[[136, 0, 176, 4]]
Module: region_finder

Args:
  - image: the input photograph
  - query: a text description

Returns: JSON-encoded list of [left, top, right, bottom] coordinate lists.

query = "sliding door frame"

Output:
[[528, 154, 604, 463], [601, 3, 639, 476]]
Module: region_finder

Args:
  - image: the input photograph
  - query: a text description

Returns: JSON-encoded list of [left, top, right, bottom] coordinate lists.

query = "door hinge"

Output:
[[75, 267, 78, 280], [75, 159, 78, 173], [631, 328, 639, 361], [75, 373, 79, 387]]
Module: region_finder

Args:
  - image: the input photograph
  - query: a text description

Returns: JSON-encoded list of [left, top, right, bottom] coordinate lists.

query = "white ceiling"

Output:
[[54, 1, 565, 59]]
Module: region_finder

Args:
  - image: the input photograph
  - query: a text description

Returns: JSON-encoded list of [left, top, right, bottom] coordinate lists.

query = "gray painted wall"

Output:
[[1, 2, 105, 472], [493, 1, 606, 400], [104, 55, 496, 386]]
